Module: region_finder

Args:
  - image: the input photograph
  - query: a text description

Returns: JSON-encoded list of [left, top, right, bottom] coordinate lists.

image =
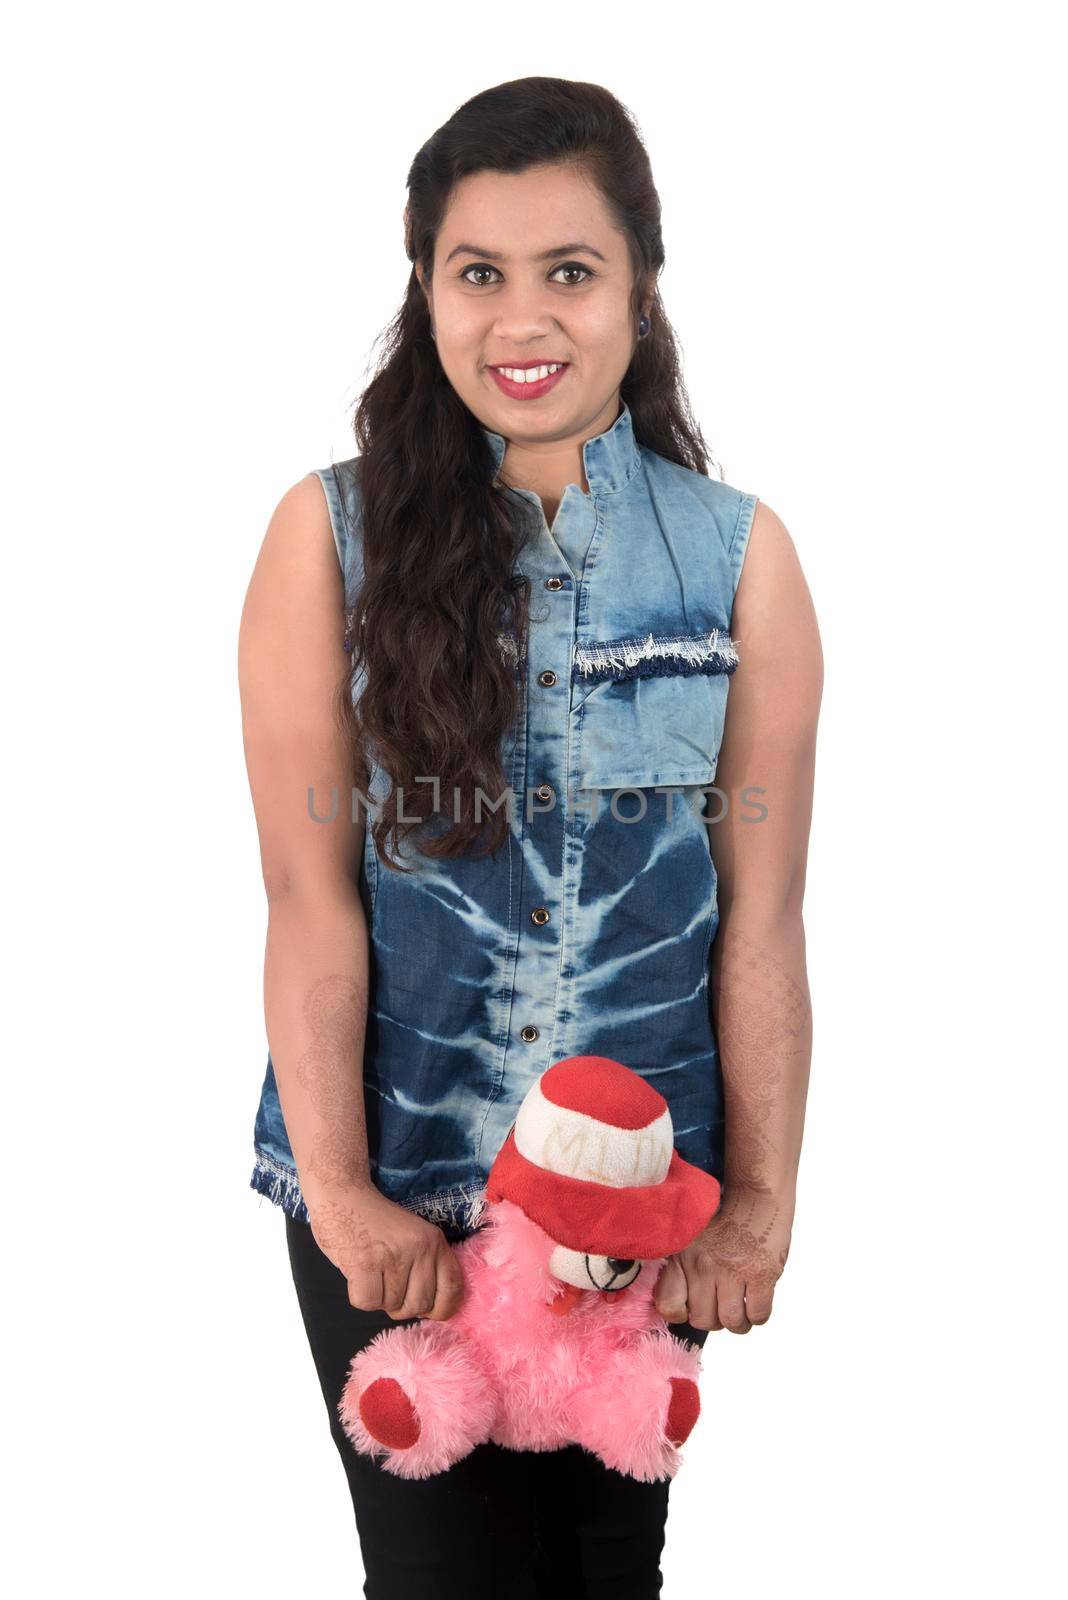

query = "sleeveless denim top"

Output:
[[249, 401, 757, 1241]]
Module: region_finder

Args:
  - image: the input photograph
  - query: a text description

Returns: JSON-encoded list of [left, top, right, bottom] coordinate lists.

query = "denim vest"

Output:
[[250, 401, 757, 1241]]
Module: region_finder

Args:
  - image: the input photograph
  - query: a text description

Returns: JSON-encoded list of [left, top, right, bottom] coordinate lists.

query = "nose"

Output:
[[607, 1258, 635, 1274]]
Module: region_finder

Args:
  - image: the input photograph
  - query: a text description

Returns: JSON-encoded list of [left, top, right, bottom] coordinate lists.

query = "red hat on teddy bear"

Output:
[[486, 1055, 722, 1261]]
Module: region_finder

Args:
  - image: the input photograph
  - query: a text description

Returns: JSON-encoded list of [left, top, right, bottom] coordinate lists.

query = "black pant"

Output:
[[284, 1211, 709, 1598]]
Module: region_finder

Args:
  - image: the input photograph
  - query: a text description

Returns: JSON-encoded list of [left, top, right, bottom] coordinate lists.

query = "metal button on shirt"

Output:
[[249, 401, 758, 1241], [545, 494, 597, 588]]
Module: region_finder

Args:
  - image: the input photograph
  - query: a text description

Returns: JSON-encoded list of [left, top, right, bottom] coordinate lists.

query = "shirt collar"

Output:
[[480, 398, 642, 497]]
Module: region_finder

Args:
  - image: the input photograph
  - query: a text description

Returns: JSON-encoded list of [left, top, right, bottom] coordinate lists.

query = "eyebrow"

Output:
[[443, 240, 609, 266]]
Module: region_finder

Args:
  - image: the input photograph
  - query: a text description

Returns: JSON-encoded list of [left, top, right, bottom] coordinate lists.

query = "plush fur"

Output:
[[338, 1196, 704, 1483]]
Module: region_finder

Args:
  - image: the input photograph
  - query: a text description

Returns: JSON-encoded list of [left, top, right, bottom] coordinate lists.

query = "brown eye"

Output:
[[460, 262, 595, 287], [550, 263, 594, 285], [460, 264, 501, 286]]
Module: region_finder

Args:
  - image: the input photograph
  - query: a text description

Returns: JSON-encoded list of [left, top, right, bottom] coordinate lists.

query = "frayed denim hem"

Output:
[[406, 1180, 489, 1239], [249, 1150, 489, 1241], [250, 1150, 310, 1223], [573, 629, 739, 682]]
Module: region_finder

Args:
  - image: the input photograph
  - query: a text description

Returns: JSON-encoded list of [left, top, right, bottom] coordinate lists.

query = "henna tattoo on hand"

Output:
[[699, 1188, 791, 1287], [308, 1194, 397, 1284]]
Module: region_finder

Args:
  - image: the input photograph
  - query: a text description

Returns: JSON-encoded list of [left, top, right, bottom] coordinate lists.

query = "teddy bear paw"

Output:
[[358, 1376, 421, 1450], [665, 1376, 700, 1447]]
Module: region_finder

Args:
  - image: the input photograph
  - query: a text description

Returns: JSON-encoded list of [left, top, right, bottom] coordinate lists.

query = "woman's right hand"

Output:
[[306, 1183, 466, 1322]]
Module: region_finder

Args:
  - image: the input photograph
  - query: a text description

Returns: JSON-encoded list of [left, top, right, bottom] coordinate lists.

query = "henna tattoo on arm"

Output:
[[293, 973, 371, 1193], [708, 925, 813, 1279]]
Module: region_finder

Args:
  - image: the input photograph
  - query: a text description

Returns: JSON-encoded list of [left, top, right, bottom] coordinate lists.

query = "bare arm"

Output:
[[239, 474, 373, 1204], [239, 476, 465, 1321], [654, 499, 823, 1333]]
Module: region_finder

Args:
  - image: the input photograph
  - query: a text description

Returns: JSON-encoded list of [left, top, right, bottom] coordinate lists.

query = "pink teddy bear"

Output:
[[338, 1054, 722, 1483]]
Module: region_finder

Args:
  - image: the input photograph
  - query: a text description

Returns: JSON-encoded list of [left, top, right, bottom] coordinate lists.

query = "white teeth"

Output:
[[496, 363, 563, 382]]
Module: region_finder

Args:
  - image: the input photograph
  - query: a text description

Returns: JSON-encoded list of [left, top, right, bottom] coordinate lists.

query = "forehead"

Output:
[[437, 165, 619, 259]]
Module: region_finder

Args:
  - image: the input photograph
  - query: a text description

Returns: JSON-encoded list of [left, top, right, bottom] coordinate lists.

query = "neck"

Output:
[[497, 394, 622, 510]]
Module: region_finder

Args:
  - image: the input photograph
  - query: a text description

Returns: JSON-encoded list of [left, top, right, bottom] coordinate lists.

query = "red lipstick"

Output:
[[488, 361, 570, 401]]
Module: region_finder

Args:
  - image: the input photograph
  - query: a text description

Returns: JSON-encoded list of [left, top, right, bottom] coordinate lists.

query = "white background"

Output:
[[4, 2, 1064, 1594]]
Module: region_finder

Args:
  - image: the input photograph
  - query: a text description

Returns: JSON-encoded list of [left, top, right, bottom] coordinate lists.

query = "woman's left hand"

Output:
[[653, 1184, 794, 1333]]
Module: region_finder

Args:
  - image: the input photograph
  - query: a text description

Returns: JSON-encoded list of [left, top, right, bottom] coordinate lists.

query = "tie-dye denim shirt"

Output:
[[249, 401, 757, 1241]]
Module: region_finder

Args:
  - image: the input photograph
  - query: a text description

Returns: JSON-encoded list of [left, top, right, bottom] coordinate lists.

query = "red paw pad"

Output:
[[665, 1376, 700, 1446], [358, 1376, 421, 1449]]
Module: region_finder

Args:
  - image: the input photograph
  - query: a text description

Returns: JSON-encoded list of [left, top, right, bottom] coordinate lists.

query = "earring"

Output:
[[638, 315, 650, 337]]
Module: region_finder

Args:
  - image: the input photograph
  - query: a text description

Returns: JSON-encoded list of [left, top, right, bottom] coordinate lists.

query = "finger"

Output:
[[382, 1255, 414, 1318], [684, 1269, 718, 1332], [654, 1258, 689, 1323], [716, 1276, 752, 1334], [347, 1267, 384, 1313], [396, 1254, 438, 1321], [426, 1246, 466, 1322], [745, 1279, 775, 1326]]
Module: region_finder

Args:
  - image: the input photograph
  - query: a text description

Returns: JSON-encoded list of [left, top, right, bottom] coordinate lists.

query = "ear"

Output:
[[414, 262, 433, 324]]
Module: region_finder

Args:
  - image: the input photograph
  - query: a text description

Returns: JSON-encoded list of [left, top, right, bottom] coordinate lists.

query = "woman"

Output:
[[239, 76, 822, 1599]]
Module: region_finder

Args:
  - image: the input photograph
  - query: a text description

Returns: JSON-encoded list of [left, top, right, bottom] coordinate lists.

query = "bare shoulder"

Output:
[[732, 499, 823, 704], [240, 473, 340, 633], [238, 470, 349, 736], [256, 471, 335, 575]]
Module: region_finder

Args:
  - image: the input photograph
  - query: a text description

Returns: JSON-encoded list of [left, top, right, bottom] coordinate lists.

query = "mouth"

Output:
[[487, 361, 570, 401]]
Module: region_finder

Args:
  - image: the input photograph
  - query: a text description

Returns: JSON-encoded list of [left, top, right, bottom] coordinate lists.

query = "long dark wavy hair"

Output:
[[334, 76, 716, 872]]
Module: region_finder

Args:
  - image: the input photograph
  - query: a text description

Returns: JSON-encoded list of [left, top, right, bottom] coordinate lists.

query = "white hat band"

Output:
[[514, 1078, 673, 1188]]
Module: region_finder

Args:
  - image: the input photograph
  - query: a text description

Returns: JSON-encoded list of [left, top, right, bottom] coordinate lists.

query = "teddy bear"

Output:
[[337, 1054, 723, 1483]]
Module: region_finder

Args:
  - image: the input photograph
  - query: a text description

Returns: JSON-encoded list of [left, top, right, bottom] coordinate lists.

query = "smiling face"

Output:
[[417, 162, 647, 465]]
